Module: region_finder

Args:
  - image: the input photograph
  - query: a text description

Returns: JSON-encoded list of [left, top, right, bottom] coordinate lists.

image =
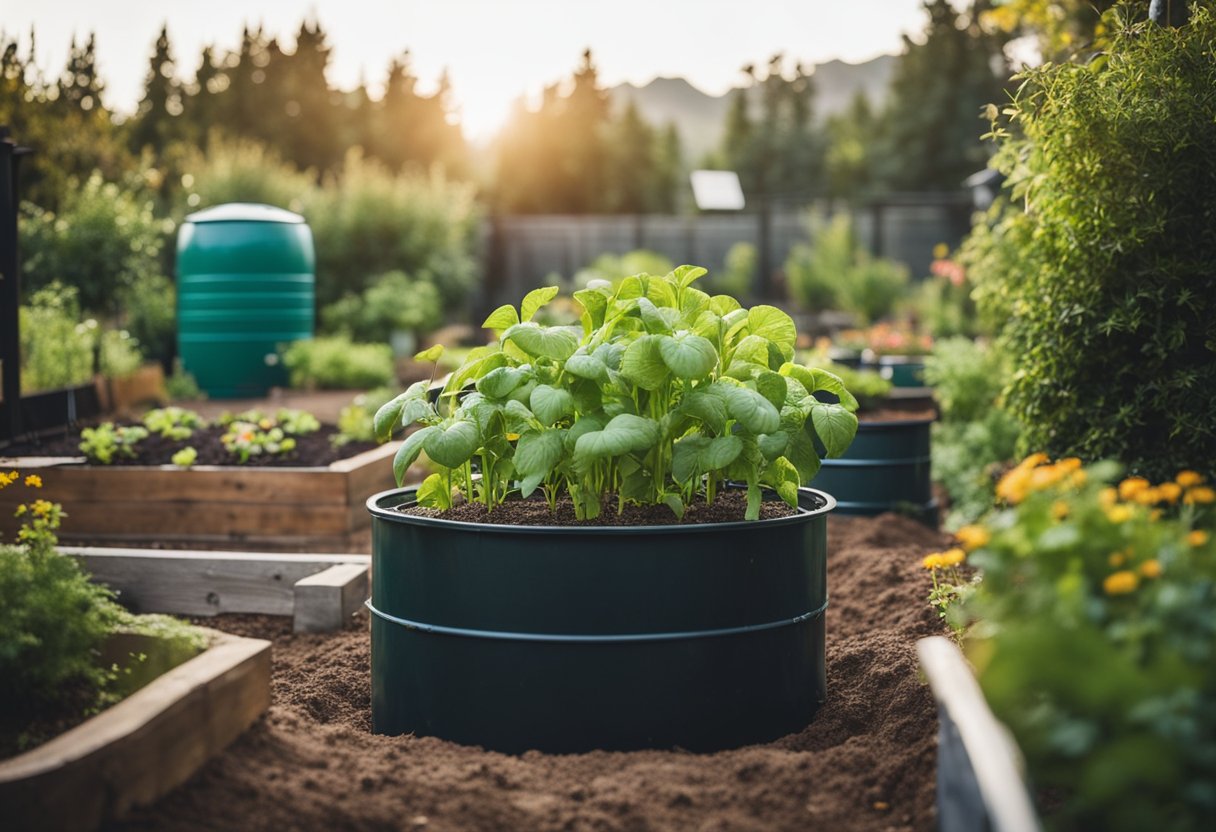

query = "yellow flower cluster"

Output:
[[0, 469, 18, 489], [14, 499, 55, 518], [1189, 530, 1210, 547], [954, 524, 990, 552], [922, 548, 966, 570], [24, 474, 42, 489], [996, 454, 1083, 504], [1103, 570, 1139, 595]]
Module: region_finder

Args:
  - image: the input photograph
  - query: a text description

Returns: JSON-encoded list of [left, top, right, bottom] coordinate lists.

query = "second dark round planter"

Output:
[[367, 486, 834, 754], [812, 416, 937, 526]]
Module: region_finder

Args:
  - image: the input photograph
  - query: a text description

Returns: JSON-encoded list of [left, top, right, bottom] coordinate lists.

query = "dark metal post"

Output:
[[0, 127, 32, 441]]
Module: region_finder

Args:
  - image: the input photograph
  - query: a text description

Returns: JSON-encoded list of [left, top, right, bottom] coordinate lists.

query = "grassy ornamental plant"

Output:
[[376, 267, 859, 521], [926, 455, 1216, 831]]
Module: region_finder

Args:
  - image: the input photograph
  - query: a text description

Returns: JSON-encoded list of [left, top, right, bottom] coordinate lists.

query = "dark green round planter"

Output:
[[366, 487, 834, 754], [813, 416, 937, 526], [875, 356, 927, 388]]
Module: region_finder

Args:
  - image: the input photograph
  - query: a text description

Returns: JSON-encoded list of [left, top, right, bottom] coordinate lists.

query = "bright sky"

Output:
[[4, 0, 940, 139]]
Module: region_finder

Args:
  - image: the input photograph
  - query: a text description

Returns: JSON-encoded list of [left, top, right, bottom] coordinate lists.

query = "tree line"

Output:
[[1, 1, 1118, 216]]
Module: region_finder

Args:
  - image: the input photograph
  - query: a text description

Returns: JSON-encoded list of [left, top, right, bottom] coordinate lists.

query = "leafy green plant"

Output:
[[334, 387, 401, 446], [170, 447, 198, 468], [785, 213, 909, 323], [142, 406, 205, 441], [966, 5, 1216, 480], [274, 408, 321, 436], [711, 242, 756, 298], [119, 273, 177, 367], [98, 329, 144, 378], [924, 337, 1021, 529], [220, 421, 296, 463], [0, 473, 125, 744], [954, 455, 1216, 832], [79, 423, 149, 464], [18, 283, 97, 394], [798, 353, 892, 412], [321, 270, 443, 343], [164, 359, 205, 401], [376, 267, 859, 521], [281, 336, 395, 390]]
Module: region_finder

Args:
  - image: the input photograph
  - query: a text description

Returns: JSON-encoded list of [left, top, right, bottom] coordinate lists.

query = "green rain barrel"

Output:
[[176, 203, 314, 398]]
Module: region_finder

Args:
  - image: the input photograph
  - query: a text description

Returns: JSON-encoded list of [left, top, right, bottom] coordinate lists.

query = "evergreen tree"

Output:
[[824, 92, 877, 200], [129, 24, 183, 154], [653, 123, 683, 213], [872, 0, 1009, 191], [277, 19, 338, 171], [607, 101, 657, 212]]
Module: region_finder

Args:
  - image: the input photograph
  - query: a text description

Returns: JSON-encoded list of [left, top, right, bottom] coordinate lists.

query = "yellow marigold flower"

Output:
[[1176, 470, 1205, 488], [1105, 505, 1133, 524], [997, 468, 1031, 504], [1099, 487, 1118, 509], [1139, 560, 1163, 579], [1057, 457, 1082, 473], [1188, 530, 1210, 547], [1108, 551, 1126, 568], [1119, 477, 1150, 500], [1184, 486, 1215, 505], [1069, 469, 1088, 488], [921, 552, 944, 570], [941, 547, 966, 566], [1051, 500, 1070, 520], [1133, 487, 1161, 506], [1103, 570, 1139, 595], [954, 524, 990, 552], [24, 474, 42, 489], [31, 499, 54, 517], [1019, 452, 1049, 470], [1157, 482, 1182, 504], [1030, 465, 1065, 491]]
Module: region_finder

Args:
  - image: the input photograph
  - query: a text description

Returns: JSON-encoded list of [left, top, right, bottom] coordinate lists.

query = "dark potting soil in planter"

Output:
[[115, 513, 952, 832], [2, 423, 378, 468]]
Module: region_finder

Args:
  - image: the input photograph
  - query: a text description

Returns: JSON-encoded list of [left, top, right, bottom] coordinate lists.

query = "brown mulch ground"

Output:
[[111, 513, 951, 832]]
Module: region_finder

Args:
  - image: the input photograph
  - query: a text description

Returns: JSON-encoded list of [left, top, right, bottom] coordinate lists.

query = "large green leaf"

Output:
[[415, 472, 453, 510], [573, 288, 609, 332], [616, 275, 645, 301], [521, 286, 560, 322], [747, 305, 797, 353], [780, 363, 859, 412], [422, 420, 480, 468], [444, 350, 508, 396], [710, 295, 742, 316], [756, 371, 788, 410], [763, 457, 801, 508], [374, 379, 430, 441], [679, 391, 728, 433], [785, 429, 821, 485], [620, 335, 670, 391], [476, 365, 529, 399], [530, 384, 575, 425], [659, 332, 717, 379], [671, 434, 743, 483], [732, 334, 770, 367], [563, 351, 609, 381], [645, 277, 678, 309], [810, 403, 858, 459], [564, 414, 605, 451], [393, 426, 436, 485], [514, 430, 565, 496], [638, 297, 675, 334], [757, 431, 789, 461], [670, 265, 708, 288], [713, 383, 781, 434], [414, 344, 444, 363], [504, 323, 580, 361], [679, 286, 712, 322], [482, 304, 520, 331], [573, 414, 661, 463]]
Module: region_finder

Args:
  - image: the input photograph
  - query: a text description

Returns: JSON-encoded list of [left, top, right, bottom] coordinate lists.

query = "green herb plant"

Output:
[[79, 423, 149, 464], [376, 266, 858, 521], [142, 406, 205, 441]]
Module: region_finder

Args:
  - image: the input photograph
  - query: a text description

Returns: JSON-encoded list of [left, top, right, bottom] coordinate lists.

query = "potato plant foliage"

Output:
[[377, 267, 858, 520]]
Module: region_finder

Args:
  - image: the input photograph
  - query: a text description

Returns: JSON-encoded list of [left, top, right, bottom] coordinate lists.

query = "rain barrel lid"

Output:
[[184, 203, 305, 225]]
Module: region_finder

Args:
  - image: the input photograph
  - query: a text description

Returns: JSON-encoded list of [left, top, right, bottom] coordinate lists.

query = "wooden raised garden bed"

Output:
[[0, 442, 398, 552], [0, 628, 271, 832]]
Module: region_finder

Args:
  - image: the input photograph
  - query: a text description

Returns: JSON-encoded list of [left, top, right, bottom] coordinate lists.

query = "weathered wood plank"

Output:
[[293, 563, 370, 633], [64, 547, 369, 616], [0, 629, 270, 831], [30, 500, 351, 538]]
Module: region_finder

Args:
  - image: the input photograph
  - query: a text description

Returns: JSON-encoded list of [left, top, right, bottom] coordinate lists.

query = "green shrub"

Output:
[[165, 359, 205, 401], [119, 273, 176, 367], [20, 173, 169, 317], [924, 337, 1021, 529], [176, 136, 315, 216], [281, 336, 395, 390], [307, 151, 480, 311], [98, 330, 144, 378], [711, 241, 756, 298], [954, 458, 1216, 831], [967, 6, 1216, 480], [0, 476, 125, 738], [785, 213, 908, 321], [334, 386, 401, 446], [19, 283, 96, 393], [321, 270, 443, 343]]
